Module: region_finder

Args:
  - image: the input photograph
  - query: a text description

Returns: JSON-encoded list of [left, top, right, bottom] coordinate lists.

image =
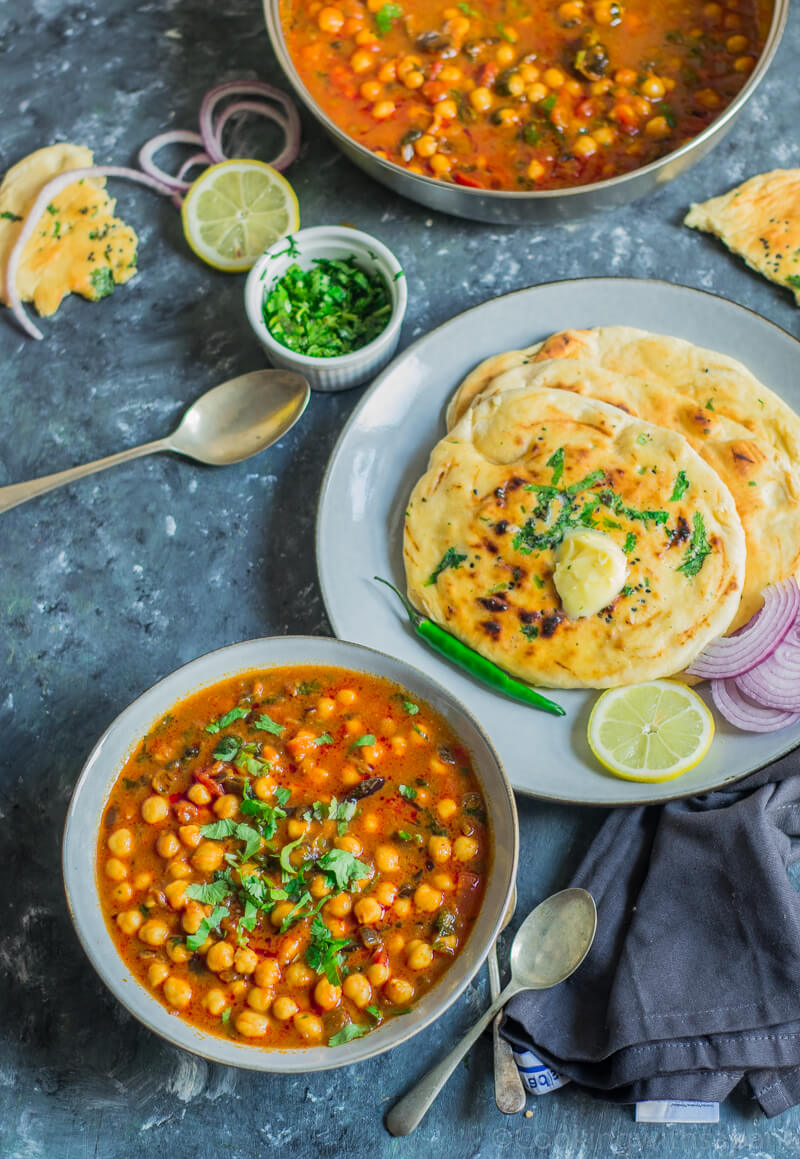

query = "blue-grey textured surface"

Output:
[[2, 0, 800, 1155]]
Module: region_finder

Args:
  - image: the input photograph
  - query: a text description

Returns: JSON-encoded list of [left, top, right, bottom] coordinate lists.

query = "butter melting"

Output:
[[553, 529, 628, 620]]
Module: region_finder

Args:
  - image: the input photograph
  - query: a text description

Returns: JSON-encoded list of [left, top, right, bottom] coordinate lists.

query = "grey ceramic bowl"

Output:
[[264, 0, 787, 225], [62, 635, 518, 1072]]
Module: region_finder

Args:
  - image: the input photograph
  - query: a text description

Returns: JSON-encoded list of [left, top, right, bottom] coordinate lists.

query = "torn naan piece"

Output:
[[685, 170, 800, 305]]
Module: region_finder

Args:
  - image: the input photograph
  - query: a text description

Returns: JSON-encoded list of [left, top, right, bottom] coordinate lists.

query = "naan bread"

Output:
[[447, 327, 800, 629], [0, 144, 138, 316], [685, 171, 800, 305], [405, 387, 746, 689]]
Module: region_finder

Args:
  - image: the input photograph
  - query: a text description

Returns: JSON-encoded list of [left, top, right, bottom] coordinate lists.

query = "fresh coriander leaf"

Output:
[[397, 829, 423, 844], [201, 819, 238, 840], [622, 531, 637, 555], [238, 824, 262, 861], [280, 889, 313, 932], [0, 210, 23, 222], [705, 399, 715, 411], [425, 546, 467, 586], [602, 518, 622, 530], [240, 781, 286, 839], [669, 470, 690, 501], [298, 680, 323, 696], [621, 584, 635, 597], [306, 913, 352, 985], [374, 1, 402, 35], [521, 623, 539, 640], [402, 700, 419, 716], [253, 713, 284, 735], [398, 784, 417, 800], [200, 818, 261, 860], [235, 752, 269, 776], [318, 848, 371, 891], [328, 1023, 370, 1046], [186, 904, 228, 952], [280, 837, 305, 875], [458, 0, 480, 12], [546, 447, 565, 485], [532, 574, 544, 589], [275, 786, 291, 807], [786, 274, 800, 291], [353, 734, 376, 748], [221, 1007, 231, 1023], [412, 723, 428, 739], [213, 734, 242, 762], [366, 1005, 382, 1019], [46, 203, 58, 215], [314, 732, 334, 746], [566, 469, 605, 496], [636, 432, 651, 446], [89, 266, 114, 300], [241, 898, 259, 932], [205, 706, 249, 734], [185, 880, 232, 905], [677, 513, 712, 578]]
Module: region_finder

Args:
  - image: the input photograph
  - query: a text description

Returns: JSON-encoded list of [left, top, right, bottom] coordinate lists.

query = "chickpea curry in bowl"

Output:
[[280, 0, 772, 192], [65, 637, 517, 1069]]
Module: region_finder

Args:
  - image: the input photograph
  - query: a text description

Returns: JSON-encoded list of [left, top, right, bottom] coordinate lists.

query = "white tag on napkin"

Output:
[[512, 1049, 570, 1094], [635, 1100, 720, 1123]]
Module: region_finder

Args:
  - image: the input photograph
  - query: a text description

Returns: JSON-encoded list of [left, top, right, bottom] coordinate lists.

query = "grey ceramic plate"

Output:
[[62, 636, 517, 1071], [317, 278, 800, 806]]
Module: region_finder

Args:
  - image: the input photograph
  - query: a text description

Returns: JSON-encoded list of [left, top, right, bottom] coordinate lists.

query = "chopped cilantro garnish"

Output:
[[275, 786, 291, 807], [186, 904, 228, 952], [669, 470, 690, 502], [786, 274, 800, 290], [314, 732, 334, 746], [221, 1007, 231, 1024], [253, 712, 284, 735], [213, 734, 243, 762], [402, 700, 419, 715], [240, 780, 287, 839], [329, 1023, 370, 1046], [366, 1004, 382, 1019], [532, 575, 544, 589], [636, 433, 651, 446], [185, 880, 232, 905], [622, 531, 637, 555], [353, 734, 376, 748], [566, 470, 606, 496], [200, 818, 262, 861], [317, 848, 371, 890], [521, 624, 539, 640], [425, 546, 468, 586], [306, 914, 352, 985], [705, 399, 715, 411], [0, 210, 22, 222], [374, 1, 403, 34], [280, 837, 305, 875], [46, 203, 58, 215], [89, 266, 114, 300], [546, 447, 565, 485], [398, 784, 417, 800], [677, 513, 712, 578], [298, 680, 322, 696], [397, 829, 423, 844], [205, 706, 249, 733]]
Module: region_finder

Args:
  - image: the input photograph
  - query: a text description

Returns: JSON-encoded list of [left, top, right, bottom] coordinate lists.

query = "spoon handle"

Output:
[[488, 944, 527, 1114], [385, 980, 520, 1137], [0, 439, 167, 514]]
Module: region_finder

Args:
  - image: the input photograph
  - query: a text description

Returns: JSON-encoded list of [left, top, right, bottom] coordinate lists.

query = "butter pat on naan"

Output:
[[685, 170, 800, 305]]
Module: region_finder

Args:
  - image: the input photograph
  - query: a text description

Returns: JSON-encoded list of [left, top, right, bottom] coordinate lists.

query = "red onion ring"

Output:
[[212, 100, 296, 172], [711, 678, 800, 733], [4, 166, 173, 340], [176, 152, 211, 183], [199, 81, 301, 166], [687, 577, 800, 679], [735, 623, 800, 711], [138, 130, 205, 192]]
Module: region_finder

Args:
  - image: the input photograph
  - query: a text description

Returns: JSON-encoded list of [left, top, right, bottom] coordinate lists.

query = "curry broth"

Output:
[[97, 666, 489, 1049]]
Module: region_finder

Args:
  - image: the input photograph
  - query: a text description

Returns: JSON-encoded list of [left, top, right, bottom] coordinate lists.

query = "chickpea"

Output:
[[309, 873, 332, 899], [138, 919, 171, 946], [343, 972, 372, 1008], [572, 134, 598, 157], [341, 765, 362, 787], [430, 154, 452, 176], [734, 55, 755, 72], [558, 0, 584, 21], [207, 941, 235, 973], [295, 1011, 324, 1041], [407, 941, 434, 971], [594, 125, 615, 145], [354, 897, 383, 925], [178, 824, 202, 848], [157, 831, 181, 859], [386, 931, 405, 954], [335, 833, 363, 856], [213, 794, 239, 820], [278, 932, 303, 965], [389, 736, 407, 755], [496, 42, 515, 66], [272, 901, 297, 928], [167, 858, 192, 880], [204, 989, 228, 1016], [644, 115, 671, 139], [350, 49, 376, 73], [230, 979, 248, 998], [436, 798, 458, 822], [403, 69, 425, 90], [393, 896, 412, 919], [314, 977, 342, 1010], [614, 67, 637, 87], [594, 0, 622, 23], [182, 903, 207, 935], [453, 835, 479, 861], [385, 977, 414, 1005], [727, 33, 748, 53], [252, 776, 274, 801], [414, 883, 443, 913], [111, 882, 133, 904], [234, 947, 259, 975], [104, 858, 127, 882], [429, 757, 448, 776], [520, 63, 539, 83], [116, 910, 143, 935], [414, 134, 438, 159], [317, 4, 344, 32], [192, 840, 225, 874], [187, 782, 211, 806], [354, 27, 379, 45], [360, 812, 380, 835], [703, 1, 723, 19], [316, 696, 336, 718], [133, 872, 153, 892], [428, 835, 452, 863], [247, 986, 274, 1013], [325, 892, 352, 919], [236, 1010, 269, 1037], [360, 80, 383, 101], [374, 843, 400, 873], [273, 996, 300, 1021], [469, 86, 493, 113], [167, 940, 191, 964], [285, 962, 315, 987], [337, 688, 357, 705], [148, 961, 169, 988], [432, 871, 455, 892], [164, 880, 189, 910], [107, 828, 134, 857], [367, 961, 390, 986], [141, 795, 169, 824], [378, 60, 397, 83], [163, 976, 192, 1010], [527, 82, 548, 103], [438, 66, 462, 84], [375, 881, 397, 906], [639, 74, 665, 100], [543, 67, 565, 89], [255, 958, 282, 988]]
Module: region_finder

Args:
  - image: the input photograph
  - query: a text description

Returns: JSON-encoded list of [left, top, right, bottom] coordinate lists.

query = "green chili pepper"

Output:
[[373, 578, 566, 718]]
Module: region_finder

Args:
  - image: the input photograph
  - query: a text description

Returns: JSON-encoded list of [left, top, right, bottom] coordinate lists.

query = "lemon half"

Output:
[[181, 159, 299, 273], [587, 680, 715, 783]]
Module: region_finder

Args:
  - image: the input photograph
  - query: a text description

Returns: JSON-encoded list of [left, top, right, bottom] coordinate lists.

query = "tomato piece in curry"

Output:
[[97, 666, 489, 1049], [283, 0, 771, 191]]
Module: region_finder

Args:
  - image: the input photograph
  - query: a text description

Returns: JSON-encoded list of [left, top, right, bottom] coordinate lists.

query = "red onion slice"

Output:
[[199, 81, 301, 166], [176, 152, 211, 182], [687, 578, 800, 679], [4, 166, 173, 340], [711, 678, 800, 733], [212, 100, 297, 172], [735, 623, 800, 710], [138, 130, 205, 192]]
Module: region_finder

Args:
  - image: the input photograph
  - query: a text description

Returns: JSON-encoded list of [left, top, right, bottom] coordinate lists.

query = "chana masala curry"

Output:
[[97, 666, 489, 1049], [283, 0, 771, 191]]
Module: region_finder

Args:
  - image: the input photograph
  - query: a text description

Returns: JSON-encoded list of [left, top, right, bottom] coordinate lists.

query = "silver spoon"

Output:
[[0, 369, 310, 514], [489, 885, 527, 1114], [385, 887, 597, 1137]]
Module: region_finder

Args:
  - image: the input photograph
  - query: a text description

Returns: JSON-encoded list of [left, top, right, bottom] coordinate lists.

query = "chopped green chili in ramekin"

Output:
[[263, 256, 392, 358]]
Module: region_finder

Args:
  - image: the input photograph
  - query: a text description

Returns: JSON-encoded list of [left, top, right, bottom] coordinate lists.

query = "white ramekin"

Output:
[[244, 225, 408, 392]]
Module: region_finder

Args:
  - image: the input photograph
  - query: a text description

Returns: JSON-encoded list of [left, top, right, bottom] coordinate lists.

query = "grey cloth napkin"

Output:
[[501, 747, 800, 1116]]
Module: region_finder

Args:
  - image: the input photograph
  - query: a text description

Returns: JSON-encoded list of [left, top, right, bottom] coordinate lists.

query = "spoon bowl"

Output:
[[169, 370, 310, 466], [512, 887, 597, 990]]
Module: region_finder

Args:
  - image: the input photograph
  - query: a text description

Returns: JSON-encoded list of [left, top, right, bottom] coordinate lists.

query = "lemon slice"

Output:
[[587, 680, 715, 782], [181, 160, 299, 272]]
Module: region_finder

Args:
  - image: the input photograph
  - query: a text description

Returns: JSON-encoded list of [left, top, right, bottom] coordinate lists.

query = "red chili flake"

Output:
[[193, 769, 224, 798]]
